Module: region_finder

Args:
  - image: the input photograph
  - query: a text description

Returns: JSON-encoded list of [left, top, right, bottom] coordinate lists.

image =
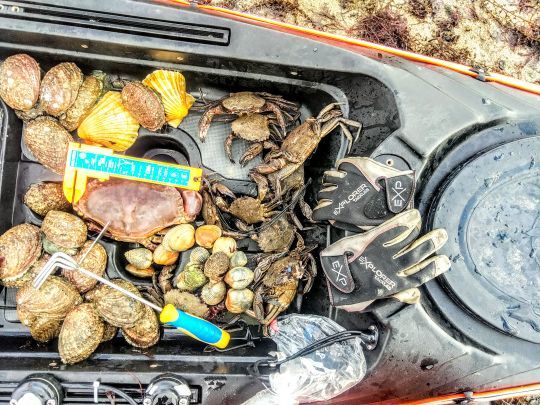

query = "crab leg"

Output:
[[198, 104, 227, 142], [224, 132, 236, 163]]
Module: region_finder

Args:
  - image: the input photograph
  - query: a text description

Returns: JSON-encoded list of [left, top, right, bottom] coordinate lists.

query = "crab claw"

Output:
[[198, 105, 226, 142], [180, 190, 203, 221]]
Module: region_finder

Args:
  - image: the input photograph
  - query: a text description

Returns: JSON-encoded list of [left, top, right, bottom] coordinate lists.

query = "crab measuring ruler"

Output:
[[63, 143, 202, 203]]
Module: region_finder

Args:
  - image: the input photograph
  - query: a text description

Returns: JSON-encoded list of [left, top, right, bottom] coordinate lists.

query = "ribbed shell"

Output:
[[200, 281, 226, 306], [189, 246, 210, 264], [121, 81, 165, 131], [24, 182, 70, 217], [58, 303, 104, 364], [41, 210, 87, 250], [23, 117, 74, 174], [59, 75, 103, 131], [122, 305, 160, 348], [101, 322, 118, 342], [12, 254, 50, 289], [142, 70, 195, 128], [40, 62, 83, 116], [78, 91, 140, 151], [0, 223, 41, 286], [125, 248, 153, 270], [0, 54, 41, 111], [16, 275, 82, 325], [62, 241, 107, 293], [92, 279, 144, 327]]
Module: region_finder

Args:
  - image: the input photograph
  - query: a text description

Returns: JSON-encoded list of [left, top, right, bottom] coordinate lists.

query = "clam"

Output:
[[153, 244, 179, 266], [189, 246, 210, 264], [58, 303, 105, 364], [125, 264, 155, 278], [59, 74, 103, 131], [41, 210, 87, 255], [162, 224, 195, 252], [121, 305, 160, 348], [16, 275, 82, 326], [101, 322, 118, 342], [164, 289, 208, 318], [121, 81, 166, 131], [14, 254, 50, 288], [224, 267, 254, 290], [225, 288, 254, 314], [203, 252, 229, 281], [40, 62, 83, 116], [91, 279, 145, 327], [62, 240, 107, 293], [78, 91, 140, 152], [142, 70, 195, 128], [24, 182, 70, 217], [125, 248, 153, 269], [23, 117, 74, 174], [230, 251, 248, 268], [175, 262, 207, 292], [0, 223, 41, 287], [0, 54, 41, 111], [195, 225, 222, 249], [29, 317, 62, 343], [201, 281, 226, 306], [212, 237, 237, 257]]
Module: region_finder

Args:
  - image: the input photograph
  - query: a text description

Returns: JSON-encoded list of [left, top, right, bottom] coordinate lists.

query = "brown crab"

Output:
[[224, 113, 280, 165], [198, 92, 298, 142], [255, 103, 362, 185], [247, 237, 317, 327], [73, 179, 201, 248], [218, 196, 280, 225]]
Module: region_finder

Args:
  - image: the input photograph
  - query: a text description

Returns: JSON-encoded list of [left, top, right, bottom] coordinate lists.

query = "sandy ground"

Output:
[[213, 0, 540, 84]]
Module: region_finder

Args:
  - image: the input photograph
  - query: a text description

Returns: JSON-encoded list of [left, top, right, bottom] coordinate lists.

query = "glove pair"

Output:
[[313, 157, 450, 311]]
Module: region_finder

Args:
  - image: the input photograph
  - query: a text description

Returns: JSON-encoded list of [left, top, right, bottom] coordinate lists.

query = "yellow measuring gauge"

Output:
[[63, 143, 203, 203]]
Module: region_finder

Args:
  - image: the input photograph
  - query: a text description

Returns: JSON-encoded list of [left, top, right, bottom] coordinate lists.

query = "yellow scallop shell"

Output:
[[142, 70, 195, 128], [77, 91, 140, 151]]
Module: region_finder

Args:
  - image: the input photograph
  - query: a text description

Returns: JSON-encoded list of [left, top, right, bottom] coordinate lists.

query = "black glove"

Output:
[[312, 157, 415, 231], [320, 209, 450, 311]]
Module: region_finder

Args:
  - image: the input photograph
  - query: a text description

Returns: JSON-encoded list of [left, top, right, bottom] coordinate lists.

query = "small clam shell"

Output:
[[162, 224, 195, 252], [229, 251, 248, 268], [195, 225, 222, 249], [58, 303, 104, 364], [189, 246, 210, 264], [164, 289, 208, 318], [63, 240, 107, 293], [41, 210, 87, 252], [153, 244, 179, 265], [212, 237, 237, 257], [175, 262, 207, 291], [40, 62, 83, 116], [59, 75, 103, 131], [224, 267, 254, 290], [122, 305, 160, 348], [126, 264, 155, 278], [125, 248, 153, 269], [23, 117, 74, 174], [0, 54, 41, 111], [121, 81, 166, 131], [203, 252, 229, 281], [225, 288, 254, 314], [201, 281, 226, 305], [24, 182, 70, 217], [0, 223, 41, 287]]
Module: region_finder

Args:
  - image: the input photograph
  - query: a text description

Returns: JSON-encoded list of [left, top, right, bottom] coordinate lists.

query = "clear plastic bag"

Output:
[[243, 314, 366, 404]]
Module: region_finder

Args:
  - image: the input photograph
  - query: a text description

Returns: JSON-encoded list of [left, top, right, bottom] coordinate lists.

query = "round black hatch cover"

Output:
[[431, 136, 540, 343]]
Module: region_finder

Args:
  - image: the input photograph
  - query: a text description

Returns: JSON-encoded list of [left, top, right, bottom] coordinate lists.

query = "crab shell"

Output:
[[73, 179, 201, 244], [0, 223, 42, 287], [58, 303, 105, 364]]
